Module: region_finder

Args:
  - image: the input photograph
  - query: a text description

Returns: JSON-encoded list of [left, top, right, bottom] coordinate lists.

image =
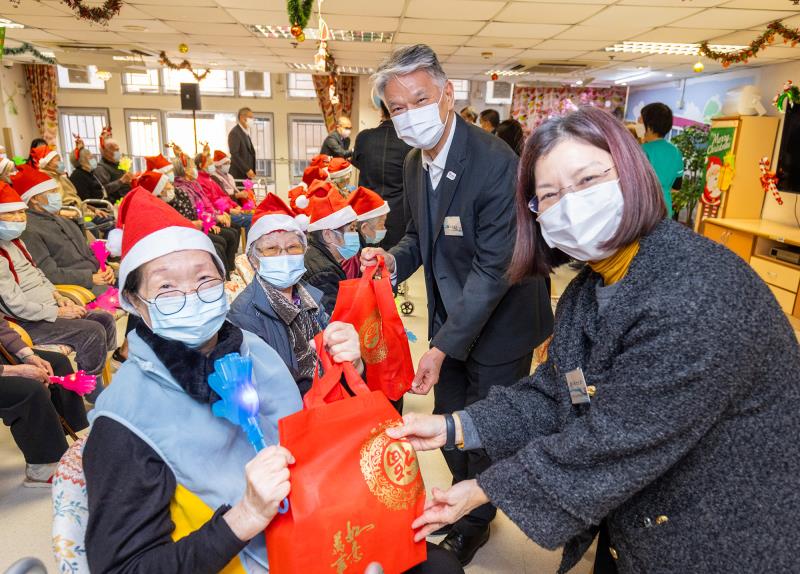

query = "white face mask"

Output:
[[391, 87, 447, 150], [635, 123, 646, 139], [219, 163, 230, 175], [161, 188, 175, 203], [536, 179, 625, 262]]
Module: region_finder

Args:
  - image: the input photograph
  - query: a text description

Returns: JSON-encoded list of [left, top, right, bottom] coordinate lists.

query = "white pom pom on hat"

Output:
[[295, 194, 309, 209], [106, 228, 123, 257]]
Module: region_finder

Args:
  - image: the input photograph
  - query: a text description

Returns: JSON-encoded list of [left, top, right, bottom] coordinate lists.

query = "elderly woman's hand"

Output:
[[224, 445, 295, 542], [412, 480, 490, 542], [386, 413, 448, 452], [323, 321, 364, 373]]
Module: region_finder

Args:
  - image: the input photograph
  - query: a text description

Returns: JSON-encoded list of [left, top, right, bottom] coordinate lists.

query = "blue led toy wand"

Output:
[[208, 353, 289, 514]]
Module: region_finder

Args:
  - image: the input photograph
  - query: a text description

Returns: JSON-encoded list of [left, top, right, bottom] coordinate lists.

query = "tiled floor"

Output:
[[0, 268, 592, 573]]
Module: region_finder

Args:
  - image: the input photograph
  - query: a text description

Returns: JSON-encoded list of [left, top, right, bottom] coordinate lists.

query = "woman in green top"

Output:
[[637, 102, 684, 217]]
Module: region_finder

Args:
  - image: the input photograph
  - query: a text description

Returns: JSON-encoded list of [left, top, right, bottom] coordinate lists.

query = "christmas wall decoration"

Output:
[[60, 0, 122, 23], [2, 42, 57, 65], [759, 157, 784, 206], [158, 51, 211, 82], [773, 80, 800, 113], [699, 20, 800, 68], [287, 0, 314, 32]]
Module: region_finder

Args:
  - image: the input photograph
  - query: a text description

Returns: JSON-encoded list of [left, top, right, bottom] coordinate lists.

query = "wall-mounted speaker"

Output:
[[180, 83, 201, 111]]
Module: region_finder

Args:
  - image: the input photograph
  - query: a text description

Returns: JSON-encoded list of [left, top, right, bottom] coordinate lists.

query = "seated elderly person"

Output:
[[172, 155, 240, 277], [0, 183, 116, 402], [303, 180, 359, 312], [327, 157, 356, 195], [30, 145, 81, 208], [210, 150, 252, 206], [84, 187, 462, 574], [69, 139, 106, 201], [16, 165, 114, 296], [93, 136, 132, 203], [228, 193, 361, 396], [339, 186, 390, 279], [193, 151, 252, 232], [0, 157, 17, 184], [0, 318, 88, 487]]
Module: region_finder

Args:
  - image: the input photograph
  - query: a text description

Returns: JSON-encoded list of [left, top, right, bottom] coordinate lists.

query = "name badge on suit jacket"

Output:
[[443, 216, 463, 237]]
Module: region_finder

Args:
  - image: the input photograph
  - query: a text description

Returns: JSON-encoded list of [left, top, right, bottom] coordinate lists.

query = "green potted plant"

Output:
[[671, 125, 709, 227]]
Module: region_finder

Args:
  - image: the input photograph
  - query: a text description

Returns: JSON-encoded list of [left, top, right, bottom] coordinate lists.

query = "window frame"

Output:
[[161, 69, 236, 97], [250, 111, 276, 182], [238, 71, 272, 99], [124, 108, 165, 173], [451, 79, 470, 101], [287, 73, 317, 100], [57, 107, 110, 172], [56, 65, 107, 92], [121, 69, 161, 95], [288, 113, 327, 184]]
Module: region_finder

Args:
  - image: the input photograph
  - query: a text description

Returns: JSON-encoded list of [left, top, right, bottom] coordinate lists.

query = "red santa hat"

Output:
[[327, 157, 352, 180], [303, 165, 328, 187], [110, 187, 222, 313], [213, 150, 230, 165], [10, 164, 57, 203], [347, 186, 390, 221], [30, 145, 59, 169], [307, 183, 357, 232], [145, 154, 174, 174], [132, 171, 169, 196], [0, 182, 27, 213], [246, 193, 308, 250], [287, 185, 311, 228], [309, 154, 330, 168]]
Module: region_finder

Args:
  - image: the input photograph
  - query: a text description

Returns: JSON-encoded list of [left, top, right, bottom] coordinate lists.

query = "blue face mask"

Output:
[[365, 228, 387, 245], [88, 158, 98, 170], [56, 160, 65, 173], [0, 220, 26, 241], [43, 192, 62, 214], [257, 254, 306, 290], [144, 285, 229, 348], [112, 151, 121, 163], [335, 230, 361, 260]]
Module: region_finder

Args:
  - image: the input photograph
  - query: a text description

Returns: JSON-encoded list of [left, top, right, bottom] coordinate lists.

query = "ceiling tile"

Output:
[[406, 0, 505, 20], [446, 55, 502, 65], [400, 18, 485, 35], [4, 15, 78, 28], [200, 35, 263, 47], [168, 22, 249, 36], [556, 25, 650, 40], [518, 49, 592, 61], [579, 50, 647, 61], [478, 22, 570, 38], [3, 29, 71, 42], [719, 0, 799, 8], [630, 27, 735, 43], [223, 9, 288, 25], [116, 32, 191, 45], [213, 0, 273, 7], [323, 0, 405, 17], [48, 30, 131, 43], [535, 39, 616, 50], [130, 0, 216, 6], [453, 46, 525, 58], [465, 36, 541, 49], [511, 0, 615, 4], [494, 2, 606, 24], [705, 30, 770, 44], [394, 33, 470, 46], [669, 8, 796, 29], [137, 6, 235, 22], [618, 0, 726, 5], [311, 14, 400, 30], [426, 45, 460, 56], [112, 4, 153, 19], [106, 20, 180, 33], [581, 6, 704, 28]]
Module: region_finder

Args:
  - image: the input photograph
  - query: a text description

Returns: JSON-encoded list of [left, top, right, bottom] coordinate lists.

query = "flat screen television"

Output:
[[776, 104, 800, 193]]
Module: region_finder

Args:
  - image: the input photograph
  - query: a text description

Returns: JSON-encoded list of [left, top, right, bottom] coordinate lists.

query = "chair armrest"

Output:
[[55, 284, 96, 306], [6, 321, 33, 347]]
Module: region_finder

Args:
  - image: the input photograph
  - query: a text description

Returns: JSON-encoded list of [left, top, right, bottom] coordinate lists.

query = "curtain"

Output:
[[511, 86, 627, 134], [313, 74, 356, 132], [24, 64, 59, 146]]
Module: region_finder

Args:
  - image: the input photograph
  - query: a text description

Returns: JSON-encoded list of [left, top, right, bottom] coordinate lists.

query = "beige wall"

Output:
[[0, 64, 38, 158]]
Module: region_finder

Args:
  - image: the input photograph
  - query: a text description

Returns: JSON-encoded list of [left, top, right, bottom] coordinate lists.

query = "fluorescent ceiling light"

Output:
[[286, 62, 374, 74], [605, 41, 746, 56], [614, 71, 652, 85], [0, 18, 25, 29], [252, 25, 393, 43], [485, 69, 526, 77]]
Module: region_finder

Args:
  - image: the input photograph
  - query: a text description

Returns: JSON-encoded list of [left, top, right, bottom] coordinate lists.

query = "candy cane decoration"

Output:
[[759, 157, 784, 206]]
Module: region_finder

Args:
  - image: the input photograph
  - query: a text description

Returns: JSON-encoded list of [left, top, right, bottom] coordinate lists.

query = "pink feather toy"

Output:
[[49, 370, 97, 396], [86, 287, 121, 312], [90, 240, 110, 271], [198, 208, 216, 235]]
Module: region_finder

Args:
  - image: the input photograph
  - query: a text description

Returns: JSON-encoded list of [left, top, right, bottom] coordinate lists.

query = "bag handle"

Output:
[[304, 333, 371, 408], [361, 255, 386, 282]]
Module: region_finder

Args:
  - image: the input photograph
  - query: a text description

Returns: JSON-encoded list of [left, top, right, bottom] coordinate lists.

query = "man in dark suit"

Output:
[[361, 44, 553, 565], [227, 107, 256, 180], [351, 102, 412, 249], [320, 116, 353, 159]]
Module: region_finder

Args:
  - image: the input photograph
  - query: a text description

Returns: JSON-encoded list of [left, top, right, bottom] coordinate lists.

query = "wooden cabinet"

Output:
[[703, 222, 754, 261]]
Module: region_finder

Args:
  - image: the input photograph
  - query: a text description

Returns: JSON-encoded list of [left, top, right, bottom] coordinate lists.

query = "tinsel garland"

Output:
[[158, 51, 211, 82], [699, 21, 800, 67], [287, 0, 314, 28], [60, 0, 122, 23], [2, 42, 56, 64]]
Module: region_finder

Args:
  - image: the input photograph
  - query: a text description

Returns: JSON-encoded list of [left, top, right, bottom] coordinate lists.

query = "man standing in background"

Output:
[[320, 116, 353, 159], [351, 102, 412, 249], [227, 107, 256, 180]]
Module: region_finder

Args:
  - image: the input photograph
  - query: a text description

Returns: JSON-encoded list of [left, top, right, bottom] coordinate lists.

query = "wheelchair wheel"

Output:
[[400, 301, 414, 315]]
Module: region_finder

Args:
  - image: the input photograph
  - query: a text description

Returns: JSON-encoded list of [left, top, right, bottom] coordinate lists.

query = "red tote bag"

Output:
[[265, 335, 427, 574], [329, 257, 415, 401]]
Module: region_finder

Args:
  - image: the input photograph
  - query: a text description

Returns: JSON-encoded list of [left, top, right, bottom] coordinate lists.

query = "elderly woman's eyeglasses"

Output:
[[137, 278, 224, 316], [257, 245, 305, 257], [528, 166, 616, 214]]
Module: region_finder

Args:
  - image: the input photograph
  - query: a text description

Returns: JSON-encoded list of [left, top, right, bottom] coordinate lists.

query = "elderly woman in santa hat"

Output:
[[302, 180, 359, 311], [227, 193, 363, 396], [211, 150, 253, 206], [328, 157, 356, 195], [30, 145, 81, 208], [337, 185, 391, 279], [193, 151, 252, 232], [84, 186, 302, 573]]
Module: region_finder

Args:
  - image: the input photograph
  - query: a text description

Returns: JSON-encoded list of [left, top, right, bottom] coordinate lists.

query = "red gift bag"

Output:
[[266, 335, 427, 574], [329, 257, 415, 401]]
